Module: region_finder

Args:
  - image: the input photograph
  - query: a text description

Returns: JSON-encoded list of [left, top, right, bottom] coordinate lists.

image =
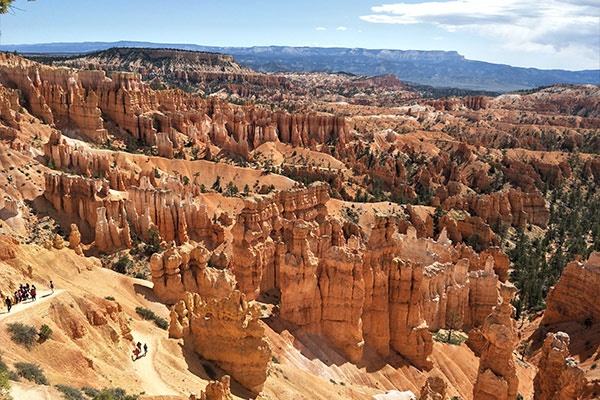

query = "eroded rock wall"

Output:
[[543, 252, 600, 325], [229, 186, 504, 369], [150, 242, 236, 304], [169, 291, 271, 394], [44, 172, 222, 251]]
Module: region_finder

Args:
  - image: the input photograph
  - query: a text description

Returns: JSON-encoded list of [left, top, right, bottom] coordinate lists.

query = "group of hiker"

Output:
[[4, 280, 54, 313], [132, 341, 148, 360]]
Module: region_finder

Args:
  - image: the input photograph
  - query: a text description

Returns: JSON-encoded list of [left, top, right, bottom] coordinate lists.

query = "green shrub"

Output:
[[113, 254, 133, 274], [0, 358, 8, 373], [153, 317, 168, 330], [135, 307, 168, 330], [7, 371, 19, 381], [55, 384, 85, 400], [14, 362, 48, 385], [38, 324, 53, 342], [143, 228, 163, 256], [104, 296, 116, 301], [133, 272, 147, 280], [7, 323, 38, 350], [84, 387, 138, 400], [135, 307, 156, 320], [0, 356, 11, 399], [81, 387, 99, 398]]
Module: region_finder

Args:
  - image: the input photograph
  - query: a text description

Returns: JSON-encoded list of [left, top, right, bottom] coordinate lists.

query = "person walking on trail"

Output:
[[5, 296, 11, 312], [30, 285, 37, 301], [133, 347, 140, 360], [50, 280, 54, 294], [143, 343, 148, 355]]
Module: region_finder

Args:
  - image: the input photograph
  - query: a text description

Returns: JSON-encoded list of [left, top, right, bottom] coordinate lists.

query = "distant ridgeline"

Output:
[[2, 40, 598, 92]]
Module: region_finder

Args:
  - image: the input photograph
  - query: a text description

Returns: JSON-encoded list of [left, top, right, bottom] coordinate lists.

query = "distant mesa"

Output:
[[3, 41, 598, 92]]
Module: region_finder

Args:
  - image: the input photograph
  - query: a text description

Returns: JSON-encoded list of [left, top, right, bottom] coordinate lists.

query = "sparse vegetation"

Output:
[[0, 356, 12, 400], [14, 362, 48, 385], [81, 386, 138, 400], [38, 324, 53, 342], [432, 329, 467, 346], [7, 323, 38, 350], [143, 228, 163, 256], [113, 254, 134, 274], [135, 307, 168, 330], [55, 384, 85, 400]]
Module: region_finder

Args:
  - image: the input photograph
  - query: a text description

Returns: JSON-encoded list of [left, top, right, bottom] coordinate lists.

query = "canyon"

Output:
[[0, 48, 598, 399]]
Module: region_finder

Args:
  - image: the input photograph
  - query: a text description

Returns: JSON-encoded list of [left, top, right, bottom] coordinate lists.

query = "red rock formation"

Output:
[[318, 246, 365, 363], [68, 223, 83, 255], [466, 257, 500, 328], [388, 258, 433, 369], [1, 53, 348, 161], [542, 252, 600, 325], [229, 185, 509, 369], [0, 53, 108, 142], [473, 283, 519, 400], [0, 234, 19, 261], [191, 375, 233, 400], [44, 172, 222, 251], [442, 189, 550, 229], [533, 331, 586, 400], [420, 376, 448, 400], [149, 242, 236, 304], [438, 214, 499, 249], [170, 291, 271, 394]]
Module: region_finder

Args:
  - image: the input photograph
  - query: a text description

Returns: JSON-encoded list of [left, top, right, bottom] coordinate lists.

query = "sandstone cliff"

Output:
[[227, 184, 506, 369], [0, 52, 348, 161], [542, 252, 600, 326], [43, 172, 223, 252]]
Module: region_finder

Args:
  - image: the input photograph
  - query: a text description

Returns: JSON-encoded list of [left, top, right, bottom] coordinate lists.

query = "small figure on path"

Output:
[[143, 343, 148, 355], [5, 296, 11, 312], [31, 285, 37, 301], [50, 280, 54, 294], [133, 347, 140, 360]]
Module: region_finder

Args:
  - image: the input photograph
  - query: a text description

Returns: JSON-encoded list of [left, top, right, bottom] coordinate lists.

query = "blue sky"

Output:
[[1, 0, 598, 70]]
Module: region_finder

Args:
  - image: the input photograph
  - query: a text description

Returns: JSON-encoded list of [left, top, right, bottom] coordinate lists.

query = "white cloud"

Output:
[[336, 26, 348, 31], [360, 0, 600, 65], [316, 27, 326, 31]]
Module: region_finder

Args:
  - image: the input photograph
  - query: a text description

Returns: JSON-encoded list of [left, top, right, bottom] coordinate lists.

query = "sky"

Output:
[[1, 0, 598, 71]]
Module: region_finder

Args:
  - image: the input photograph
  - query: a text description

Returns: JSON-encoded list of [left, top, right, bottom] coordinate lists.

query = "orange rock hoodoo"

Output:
[[150, 242, 236, 304], [0, 52, 348, 159], [473, 283, 519, 400], [43, 172, 223, 252], [169, 291, 271, 394], [533, 332, 586, 400], [229, 183, 505, 368]]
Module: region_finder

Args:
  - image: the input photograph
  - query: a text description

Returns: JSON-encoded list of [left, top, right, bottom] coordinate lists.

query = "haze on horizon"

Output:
[[1, 0, 599, 71]]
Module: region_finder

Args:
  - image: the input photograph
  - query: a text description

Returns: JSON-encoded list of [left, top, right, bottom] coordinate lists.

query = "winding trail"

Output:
[[129, 329, 180, 396], [0, 289, 64, 321], [2, 289, 180, 397]]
